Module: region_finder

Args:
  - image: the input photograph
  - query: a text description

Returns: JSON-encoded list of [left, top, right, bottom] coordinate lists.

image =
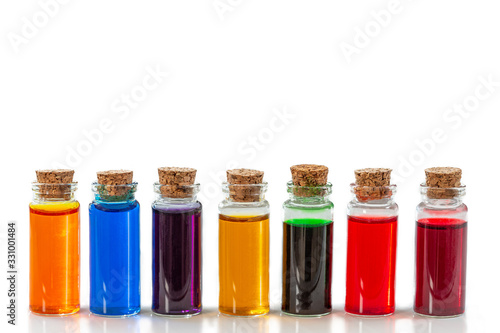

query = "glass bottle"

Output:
[[414, 184, 467, 317], [30, 178, 80, 315], [89, 181, 141, 316], [282, 181, 333, 316], [345, 183, 398, 316], [152, 183, 202, 317], [219, 182, 270, 316]]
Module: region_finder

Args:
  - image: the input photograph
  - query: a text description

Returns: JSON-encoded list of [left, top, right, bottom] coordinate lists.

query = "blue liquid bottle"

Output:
[[89, 171, 140, 317]]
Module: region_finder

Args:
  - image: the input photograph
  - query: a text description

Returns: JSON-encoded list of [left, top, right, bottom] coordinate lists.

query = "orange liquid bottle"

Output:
[[29, 170, 80, 315], [219, 214, 270, 316], [218, 169, 270, 316]]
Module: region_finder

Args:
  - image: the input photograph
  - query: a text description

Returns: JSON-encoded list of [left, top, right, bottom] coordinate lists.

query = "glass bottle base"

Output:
[[218, 309, 269, 317], [152, 310, 201, 318], [345, 310, 394, 317], [281, 310, 332, 318], [30, 307, 80, 317], [414, 311, 464, 319], [90, 311, 141, 318]]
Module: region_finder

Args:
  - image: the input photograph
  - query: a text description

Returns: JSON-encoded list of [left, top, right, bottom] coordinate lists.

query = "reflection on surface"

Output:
[[411, 314, 467, 333], [218, 311, 270, 333], [146, 308, 219, 332], [279, 312, 334, 333], [344, 313, 396, 333], [88, 312, 140, 333], [29, 311, 81, 333], [27, 306, 469, 333]]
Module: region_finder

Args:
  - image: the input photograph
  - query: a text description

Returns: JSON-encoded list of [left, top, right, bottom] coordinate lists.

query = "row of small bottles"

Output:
[[29, 165, 467, 318]]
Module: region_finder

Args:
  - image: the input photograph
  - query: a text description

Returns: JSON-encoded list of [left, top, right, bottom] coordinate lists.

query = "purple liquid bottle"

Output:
[[152, 167, 202, 317]]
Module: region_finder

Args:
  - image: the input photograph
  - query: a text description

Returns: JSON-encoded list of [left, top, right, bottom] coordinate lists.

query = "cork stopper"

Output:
[[158, 167, 197, 198], [354, 168, 393, 201], [35, 169, 75, 200], [425, 167, 462, 199], [96, 170, 133, 198], [226, 168, 264, 202], [290, 164, 329, 197], [36, 169, 74, 183]]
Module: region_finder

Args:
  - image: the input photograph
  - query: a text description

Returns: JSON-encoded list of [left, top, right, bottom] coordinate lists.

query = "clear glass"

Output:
[[282, 182, 333, 317], [414, 184, 467, 317], [219, 182, 270, 316], [152, 183, 202, 317], [89, 182, 140, 317], [345, 184, 398, 316], [30, 183, 80, 316]]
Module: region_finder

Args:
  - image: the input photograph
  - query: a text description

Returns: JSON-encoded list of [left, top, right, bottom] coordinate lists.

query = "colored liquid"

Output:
[[414, 218, 467, 317], [89, 201, 141, 316], [219, 214, 270, 316], [282, 219, 333, 316], [345, 215, 398, 316], [152, 204, 202, 316], [30, 202, 80, 315]]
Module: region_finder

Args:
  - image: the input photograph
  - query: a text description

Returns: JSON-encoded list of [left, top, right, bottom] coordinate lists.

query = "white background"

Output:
[[1, 1, 499, 332]]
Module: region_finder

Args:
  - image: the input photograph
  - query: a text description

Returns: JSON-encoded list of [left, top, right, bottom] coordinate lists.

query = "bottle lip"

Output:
[[221, 182, 268, 191], [286, 181, 332, 197], [153, 182, 200, 199], [32, 182, 78, 193], [419, 183, 466, 198], [92, 181, 138, 191]]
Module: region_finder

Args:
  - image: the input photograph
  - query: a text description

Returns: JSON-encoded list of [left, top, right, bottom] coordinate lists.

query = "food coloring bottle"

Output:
[[282, 164, 333, 316], [414, 167, 467, 317], [89, 170, 140, 317], [152, 167, 202, 317], [30, 169, 80, 315], [345, 168, 398, 316], [219, 168, 269, 316]]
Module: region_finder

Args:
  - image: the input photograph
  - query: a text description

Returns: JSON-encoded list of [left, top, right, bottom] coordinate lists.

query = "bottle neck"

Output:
[[222, 182, 267, 203], [32, 193, 77, 203], [286, 181, 332, 206], [350, 195, 396, 207], [92, 182, 137, 203], [93, 194, 136, 204], [420, 184, 466, 208], [289, 193, 331, 206], [153, 182, 200, 204], [421, 195, 464, 207], [350, 183, 397, 206], [154, 193, 198, 204]]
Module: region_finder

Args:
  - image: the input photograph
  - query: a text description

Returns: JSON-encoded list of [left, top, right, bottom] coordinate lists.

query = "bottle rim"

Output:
[[32, 182, 78, 194], [419, 183, 466, 197], [221, 182, 268, 191], [153, 182, 200, 200], [92, 181, 138, 192]]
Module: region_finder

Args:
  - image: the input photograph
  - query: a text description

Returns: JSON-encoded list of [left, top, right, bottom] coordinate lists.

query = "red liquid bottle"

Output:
[[345, 168, 398, 316], [414, 167, 467, 317]]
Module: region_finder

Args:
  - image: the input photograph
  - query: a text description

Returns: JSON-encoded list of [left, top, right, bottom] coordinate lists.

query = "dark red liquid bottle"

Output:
[[345, 168, 398, 317], [414, 167, 467, 317], [414, 218, 467, 316]]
